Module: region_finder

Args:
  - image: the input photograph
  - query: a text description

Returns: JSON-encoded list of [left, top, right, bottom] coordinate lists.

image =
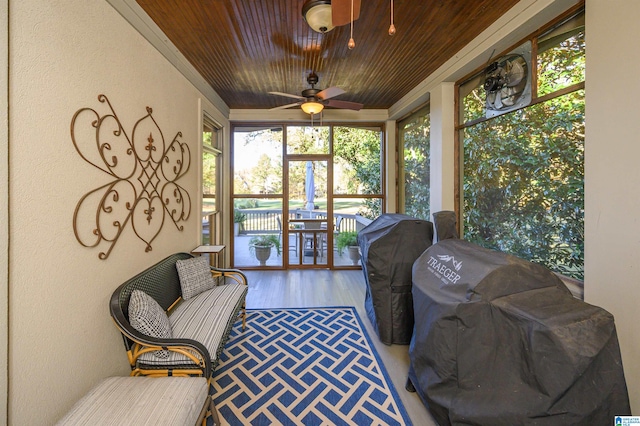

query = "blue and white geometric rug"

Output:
[[211, 307, 412, 425]]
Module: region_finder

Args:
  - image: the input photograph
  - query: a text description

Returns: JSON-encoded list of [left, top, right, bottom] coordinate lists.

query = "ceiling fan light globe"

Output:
[[301, 101, 324, 115], [302, 1, 335, 33]]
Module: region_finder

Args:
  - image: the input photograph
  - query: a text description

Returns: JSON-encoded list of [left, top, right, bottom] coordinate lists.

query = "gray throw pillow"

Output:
[[175, 256, 216, 300], [128, 289, 172, 359]]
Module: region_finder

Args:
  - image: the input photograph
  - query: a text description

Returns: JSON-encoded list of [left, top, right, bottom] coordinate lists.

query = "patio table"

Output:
[[288, 218, 327, 262]]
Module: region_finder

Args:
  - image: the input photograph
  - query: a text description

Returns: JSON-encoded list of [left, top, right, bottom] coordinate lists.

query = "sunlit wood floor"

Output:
[[243, 269, 436, 425]]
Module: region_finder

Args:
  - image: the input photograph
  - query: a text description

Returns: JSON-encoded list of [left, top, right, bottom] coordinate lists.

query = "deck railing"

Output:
[[235, 209, 358, 234]]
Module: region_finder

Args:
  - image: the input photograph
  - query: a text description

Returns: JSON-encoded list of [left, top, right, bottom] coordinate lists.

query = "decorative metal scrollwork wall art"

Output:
[[71, 94, 191, 259]]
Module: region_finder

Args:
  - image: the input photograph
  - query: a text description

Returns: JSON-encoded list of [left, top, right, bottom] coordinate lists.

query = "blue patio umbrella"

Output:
[[305, 161, 315, 211]]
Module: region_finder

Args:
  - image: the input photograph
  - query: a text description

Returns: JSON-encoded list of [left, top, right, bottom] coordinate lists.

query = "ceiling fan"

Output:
[[302, 0, 395, 49], [269, 72, 363, 115], [302, 0, 361, 33]]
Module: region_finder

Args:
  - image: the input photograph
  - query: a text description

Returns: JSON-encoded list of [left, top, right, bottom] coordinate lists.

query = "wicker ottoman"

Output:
[[56, 376, 213, 425]]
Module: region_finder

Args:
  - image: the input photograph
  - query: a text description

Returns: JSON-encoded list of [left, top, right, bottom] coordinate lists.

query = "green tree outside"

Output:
[[460, 21, 585, 280], [400, 109, 431, 221]]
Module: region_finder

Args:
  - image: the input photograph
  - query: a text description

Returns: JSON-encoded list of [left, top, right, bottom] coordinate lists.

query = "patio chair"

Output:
[[277, 216, 298, 254], [303, 221, 325, 259], [296, 209, 309, 219], [333, 216, 344, 251]]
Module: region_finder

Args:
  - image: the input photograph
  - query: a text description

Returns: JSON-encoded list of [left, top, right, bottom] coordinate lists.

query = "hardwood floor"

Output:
[[245, 269, 364, 309], [243, 269, 437, 425]]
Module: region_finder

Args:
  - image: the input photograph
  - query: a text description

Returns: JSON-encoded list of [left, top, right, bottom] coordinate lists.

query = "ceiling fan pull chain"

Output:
[[389, 0, 396, 36], [348, 0, 356, 49]]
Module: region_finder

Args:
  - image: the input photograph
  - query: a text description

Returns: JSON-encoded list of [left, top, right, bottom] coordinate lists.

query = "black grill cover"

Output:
[[432, 210, 459, 242], [358, 214, 434, 345], [409, 239, 630, 425]]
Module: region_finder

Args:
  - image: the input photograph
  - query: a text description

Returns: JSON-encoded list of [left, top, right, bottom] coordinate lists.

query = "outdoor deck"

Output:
[[204, 208, 369, 269], [233, 233, 360, 268]]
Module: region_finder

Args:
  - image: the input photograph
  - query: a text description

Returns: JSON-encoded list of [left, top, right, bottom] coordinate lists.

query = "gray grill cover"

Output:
[[408, 239, 630, 425], [358, 214, 434, 345], [432, 210, 459, 241]]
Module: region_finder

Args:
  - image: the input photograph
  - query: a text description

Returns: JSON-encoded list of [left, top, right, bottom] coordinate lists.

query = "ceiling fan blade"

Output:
[[317, 86, 346, 100], [270, 102, 303, 111], [332, 0, 361, 27], [268, 91, 306, 100], [325, 99, 364, 111]]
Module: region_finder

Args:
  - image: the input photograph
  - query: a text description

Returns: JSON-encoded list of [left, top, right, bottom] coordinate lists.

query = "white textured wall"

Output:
[[585, 0, 640, 413], [8, 0, 211, 423], [1, 0, 9, 422]]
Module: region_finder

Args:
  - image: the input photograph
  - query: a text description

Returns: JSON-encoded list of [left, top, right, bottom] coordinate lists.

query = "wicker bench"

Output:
[[110, 252, 247, 378]]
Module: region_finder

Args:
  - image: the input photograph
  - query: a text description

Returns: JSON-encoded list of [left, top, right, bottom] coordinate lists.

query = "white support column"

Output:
[[585, 0, 640, 412], [429, 82, 456, 216], [385, 120, 397, 214]]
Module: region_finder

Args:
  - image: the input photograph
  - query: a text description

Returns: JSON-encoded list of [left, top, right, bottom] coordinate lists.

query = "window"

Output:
[[202, 115, 222, 245], [286, 126, 330, 155], [398, 106, 430, 220], [333, 126, 384, 221], [456, 8, 585, 280]]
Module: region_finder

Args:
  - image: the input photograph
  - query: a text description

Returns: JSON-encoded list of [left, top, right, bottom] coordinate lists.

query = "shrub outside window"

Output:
[[398, 106, 430, 221], [457, 8, 585, 280]]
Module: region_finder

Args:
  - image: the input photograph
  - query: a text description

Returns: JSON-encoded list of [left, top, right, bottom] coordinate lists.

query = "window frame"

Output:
[[230, 121, 386, 269], [397, 104, 431, 220], [454, 3, 585, 279], [202, 114, 223, 246]]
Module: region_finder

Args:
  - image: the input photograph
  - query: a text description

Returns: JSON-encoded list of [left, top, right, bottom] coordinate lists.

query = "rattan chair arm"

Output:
[[210, 267, 248, 286], [112, 318, 213, 378]]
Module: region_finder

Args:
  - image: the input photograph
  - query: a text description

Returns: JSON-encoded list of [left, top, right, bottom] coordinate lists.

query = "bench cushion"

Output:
[[137, 283, 247, 368], [128, 290, 173, 359], [56, 376, 209, 426], [176, 256, 217, 300]]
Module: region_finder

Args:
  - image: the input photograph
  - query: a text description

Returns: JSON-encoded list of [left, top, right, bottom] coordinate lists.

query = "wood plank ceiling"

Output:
[[136, 0, 520, 110]]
